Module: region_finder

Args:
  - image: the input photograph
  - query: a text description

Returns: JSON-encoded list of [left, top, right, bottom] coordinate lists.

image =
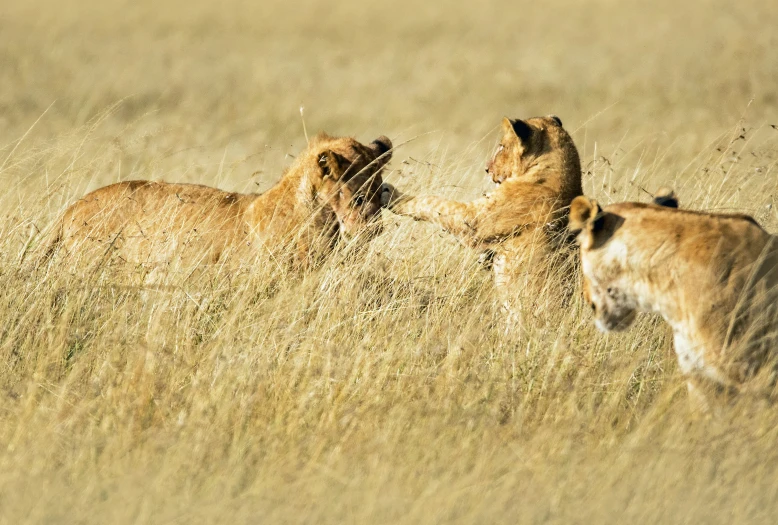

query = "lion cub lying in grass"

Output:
[[381, 116, 582, 319], [569, 191, 778, 406], [39, 133, 392, 273]]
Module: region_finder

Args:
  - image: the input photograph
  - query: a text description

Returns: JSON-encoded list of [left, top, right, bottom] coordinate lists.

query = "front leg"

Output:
[[381, 183, 484, 248]]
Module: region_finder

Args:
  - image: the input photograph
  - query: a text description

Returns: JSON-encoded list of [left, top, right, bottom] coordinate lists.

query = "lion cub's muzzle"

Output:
[[340, 215, 383, 243], [588, 285, 638, 333]]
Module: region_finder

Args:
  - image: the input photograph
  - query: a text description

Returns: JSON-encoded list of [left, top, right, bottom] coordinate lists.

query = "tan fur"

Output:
[[41, 133, 392, 271], [382, 115, 582, 316], [570, 194, 778, 404]]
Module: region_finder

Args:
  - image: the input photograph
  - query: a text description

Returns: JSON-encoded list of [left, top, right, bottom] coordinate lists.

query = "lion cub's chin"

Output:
[[594, 312, 637, 333]]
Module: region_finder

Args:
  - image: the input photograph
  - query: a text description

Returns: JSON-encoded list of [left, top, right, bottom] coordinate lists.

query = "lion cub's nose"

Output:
[[380, 183, 395, 207]]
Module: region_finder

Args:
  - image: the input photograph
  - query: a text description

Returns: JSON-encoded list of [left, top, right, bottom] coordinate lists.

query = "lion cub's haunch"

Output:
[[569, 193, 778, 404], [43, 133, 392, 271], [382, 115, 582, 315]]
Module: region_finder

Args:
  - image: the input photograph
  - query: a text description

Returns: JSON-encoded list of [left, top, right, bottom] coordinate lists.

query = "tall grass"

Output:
[[1, 0, 778, 523]]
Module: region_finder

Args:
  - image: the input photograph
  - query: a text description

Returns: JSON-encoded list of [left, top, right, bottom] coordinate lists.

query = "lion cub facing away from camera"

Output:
[[40, 133, 392, 273], [381, 115, 582, 318], [569, 192, 778, 407]]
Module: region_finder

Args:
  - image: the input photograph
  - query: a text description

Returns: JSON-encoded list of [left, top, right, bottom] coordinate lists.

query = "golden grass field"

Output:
[[2, 0, 778, 522]]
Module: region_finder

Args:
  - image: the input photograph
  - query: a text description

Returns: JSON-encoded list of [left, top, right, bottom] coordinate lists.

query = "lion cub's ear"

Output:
[[501, 117, 533, 143], [568, 196, 603, 237], [652, 187, 678, 208], [369, 136, 393, 158], [318, 150, 348, 180]]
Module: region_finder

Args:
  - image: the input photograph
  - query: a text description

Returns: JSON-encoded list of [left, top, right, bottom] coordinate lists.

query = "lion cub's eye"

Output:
[[354, 195, 365, 206]]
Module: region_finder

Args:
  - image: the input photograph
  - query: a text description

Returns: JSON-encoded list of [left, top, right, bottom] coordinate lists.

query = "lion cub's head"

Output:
[[486, 115, 581, 196], [568, 192, 680, 332], [308, 133, 393, 240], [568, 196, 638, 332]]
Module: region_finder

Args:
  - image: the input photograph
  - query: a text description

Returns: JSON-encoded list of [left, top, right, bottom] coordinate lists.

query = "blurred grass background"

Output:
[[1, 0, 778, 523]]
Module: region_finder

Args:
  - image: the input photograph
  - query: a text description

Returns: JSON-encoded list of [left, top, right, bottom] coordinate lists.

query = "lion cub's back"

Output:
[[57, 180, 255, 265]]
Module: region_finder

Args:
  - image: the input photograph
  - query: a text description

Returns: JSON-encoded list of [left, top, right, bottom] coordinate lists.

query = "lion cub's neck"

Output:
[[244, 163, 322, 234]]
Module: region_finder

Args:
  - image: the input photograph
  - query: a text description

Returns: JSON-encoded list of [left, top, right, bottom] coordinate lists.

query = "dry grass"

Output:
[[2, 0, 778, 523]]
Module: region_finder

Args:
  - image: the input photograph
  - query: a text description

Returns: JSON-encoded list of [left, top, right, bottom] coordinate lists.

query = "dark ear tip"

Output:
[[508, 118, 533, 140], [653, 196, 678, 208], [371, 136, 392, 156], [547, 115, 563, 127], [653, 187, 678, 208]]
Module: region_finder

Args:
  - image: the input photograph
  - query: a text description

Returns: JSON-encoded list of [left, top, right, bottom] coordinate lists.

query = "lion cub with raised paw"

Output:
[[39, 133, 392, 274], [381, 115, 582, 322], [569, 190, 778, 409]]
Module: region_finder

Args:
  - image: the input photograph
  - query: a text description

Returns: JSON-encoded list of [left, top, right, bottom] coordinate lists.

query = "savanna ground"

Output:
[[1, 0, 778, 523]]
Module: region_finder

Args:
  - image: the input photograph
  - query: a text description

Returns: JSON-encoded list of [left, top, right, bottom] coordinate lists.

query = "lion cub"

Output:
[[382, 116, 582, 317], [41, 133, 392, 272], [569, 192, 778, 405]]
